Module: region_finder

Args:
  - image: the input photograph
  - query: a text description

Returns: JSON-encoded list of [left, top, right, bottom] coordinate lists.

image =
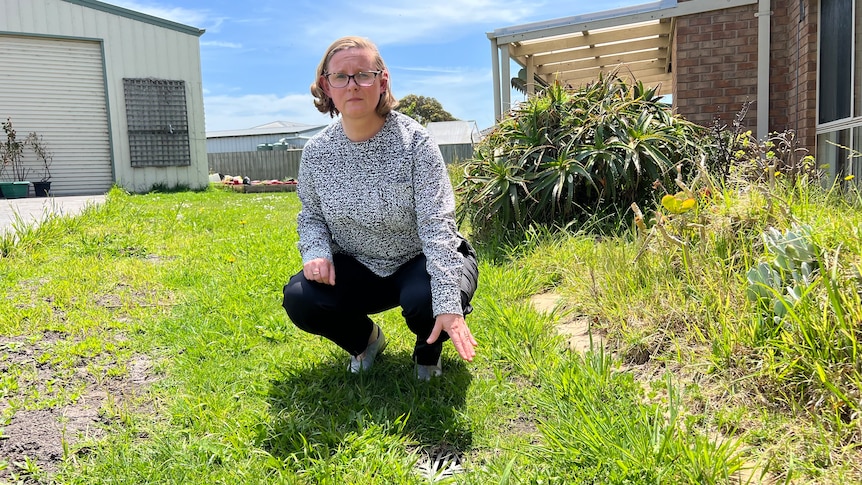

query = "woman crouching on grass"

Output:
[[281, 36, 478, 381]]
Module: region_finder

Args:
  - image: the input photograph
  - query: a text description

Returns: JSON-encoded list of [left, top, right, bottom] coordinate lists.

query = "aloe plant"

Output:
[[459, 71, 706, 242]]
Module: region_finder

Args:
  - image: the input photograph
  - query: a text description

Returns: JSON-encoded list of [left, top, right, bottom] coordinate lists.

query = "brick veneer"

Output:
[[673, 0, 818, 153]]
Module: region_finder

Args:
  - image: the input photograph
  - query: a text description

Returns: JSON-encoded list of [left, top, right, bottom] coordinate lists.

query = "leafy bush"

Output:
[[458, 72, 706, 243]]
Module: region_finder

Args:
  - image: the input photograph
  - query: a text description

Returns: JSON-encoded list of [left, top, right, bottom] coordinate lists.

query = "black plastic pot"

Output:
[[33, 181, 51, 197]]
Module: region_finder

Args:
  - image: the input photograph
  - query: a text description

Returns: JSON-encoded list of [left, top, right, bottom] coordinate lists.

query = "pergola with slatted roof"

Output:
[[487, 0, 766, 133]]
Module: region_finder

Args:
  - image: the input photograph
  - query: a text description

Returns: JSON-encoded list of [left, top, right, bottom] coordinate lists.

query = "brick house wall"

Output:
[[785, 0, 819, 152], [673, 0, 819, 153]]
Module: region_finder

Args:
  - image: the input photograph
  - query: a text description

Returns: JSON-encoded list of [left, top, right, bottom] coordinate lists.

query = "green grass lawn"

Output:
[[1, 185, 861, 484]]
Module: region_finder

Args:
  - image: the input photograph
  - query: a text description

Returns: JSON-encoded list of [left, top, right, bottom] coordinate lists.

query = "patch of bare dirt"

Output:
[[529, 291, 606, 353], [0, 333, 155, 481]]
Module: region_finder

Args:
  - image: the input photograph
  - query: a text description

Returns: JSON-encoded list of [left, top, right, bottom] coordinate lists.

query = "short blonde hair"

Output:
[[311, 36, 398, 118]]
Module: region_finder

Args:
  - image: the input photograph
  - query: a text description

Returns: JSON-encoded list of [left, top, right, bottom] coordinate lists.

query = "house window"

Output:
[[123, 78, 191, 167], [817, 0, 862, 182], [816, 129, 852, 179], [819, 0, 852, 124]]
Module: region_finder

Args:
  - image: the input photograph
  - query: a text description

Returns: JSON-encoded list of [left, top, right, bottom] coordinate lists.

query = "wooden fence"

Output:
[[208, 150, 302, 181]]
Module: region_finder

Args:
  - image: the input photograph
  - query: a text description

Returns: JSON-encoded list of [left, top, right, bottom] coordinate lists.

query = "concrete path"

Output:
[[0, 195, 106, 236]]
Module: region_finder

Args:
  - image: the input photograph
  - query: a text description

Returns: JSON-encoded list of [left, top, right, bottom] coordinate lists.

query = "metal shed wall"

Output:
[[0, 34, 112, 195], [0, 0, 207, 194]]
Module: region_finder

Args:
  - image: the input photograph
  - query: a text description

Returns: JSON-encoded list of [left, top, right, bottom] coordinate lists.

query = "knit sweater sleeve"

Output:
[[410, 127, 464, 317], [296, 137, 334, 264]]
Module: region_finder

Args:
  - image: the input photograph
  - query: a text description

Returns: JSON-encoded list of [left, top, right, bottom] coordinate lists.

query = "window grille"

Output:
[[123, 78, 191, 167]]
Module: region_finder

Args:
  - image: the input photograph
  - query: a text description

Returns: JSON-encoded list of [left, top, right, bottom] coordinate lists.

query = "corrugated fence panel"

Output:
[[208, 150, 302, 181], [439, 144, 475, 164], [207, 135, 273, 154], [209, 146, 472, 182], [0, 34, 112, 195]]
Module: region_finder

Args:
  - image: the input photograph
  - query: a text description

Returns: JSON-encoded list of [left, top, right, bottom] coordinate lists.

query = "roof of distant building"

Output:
[[207, 121, 327, 139], [426, 120, 481, 145]]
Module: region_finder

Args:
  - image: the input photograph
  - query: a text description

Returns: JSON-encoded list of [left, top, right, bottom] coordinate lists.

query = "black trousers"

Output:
[[282, 246, 477, 366]]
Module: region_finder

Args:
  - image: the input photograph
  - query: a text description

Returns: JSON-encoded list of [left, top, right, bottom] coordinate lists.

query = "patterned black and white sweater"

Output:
[[296, 111, 464, 317]]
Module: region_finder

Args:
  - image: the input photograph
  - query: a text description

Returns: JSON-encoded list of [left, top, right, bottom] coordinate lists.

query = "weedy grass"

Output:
[[0, 183, 861, 484]]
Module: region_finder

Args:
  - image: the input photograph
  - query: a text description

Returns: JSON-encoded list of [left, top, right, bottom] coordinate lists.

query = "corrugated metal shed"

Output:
[[426, 121, 481, 146], [425, 120, 481, 164], [0, 0, 208, 195], [206, 121, 328, 153]]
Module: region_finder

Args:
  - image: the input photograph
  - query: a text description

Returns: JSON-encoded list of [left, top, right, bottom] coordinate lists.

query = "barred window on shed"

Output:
[[123, 78, 191, 167]]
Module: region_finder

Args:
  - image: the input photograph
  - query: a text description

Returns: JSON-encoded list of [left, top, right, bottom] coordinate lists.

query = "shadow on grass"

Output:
[[261, 349, 473, 460]]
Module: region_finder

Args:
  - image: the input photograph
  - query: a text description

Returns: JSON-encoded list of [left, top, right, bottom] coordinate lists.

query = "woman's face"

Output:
[[322, 47, 388, 121]]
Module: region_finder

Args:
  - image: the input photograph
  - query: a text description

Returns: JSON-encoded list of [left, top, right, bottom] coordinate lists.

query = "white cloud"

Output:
[[201, 41, 243, 49], [298, 0, 542, 46], [393, 67, 496, 129], [361, 0, 534, 25], [101, 1, 220, 30], [204, 93, 333, 132]]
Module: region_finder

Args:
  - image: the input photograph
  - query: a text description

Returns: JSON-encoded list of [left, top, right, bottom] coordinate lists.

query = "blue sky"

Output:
[[102, 0, 645, 132]]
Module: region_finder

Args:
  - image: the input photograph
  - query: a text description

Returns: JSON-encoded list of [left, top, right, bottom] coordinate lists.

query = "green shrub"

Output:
[[459, 71, 706, 243]]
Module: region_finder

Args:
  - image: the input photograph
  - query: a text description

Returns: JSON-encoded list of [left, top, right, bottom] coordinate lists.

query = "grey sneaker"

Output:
[[348, 325, 387, 373], [416, 357, 443, 381]]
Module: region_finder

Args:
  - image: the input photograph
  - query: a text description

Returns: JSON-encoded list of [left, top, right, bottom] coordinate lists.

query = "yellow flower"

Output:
[[845, 174, 856, 181], [227, 256, 236, 263], [239, 220, 247, 225]]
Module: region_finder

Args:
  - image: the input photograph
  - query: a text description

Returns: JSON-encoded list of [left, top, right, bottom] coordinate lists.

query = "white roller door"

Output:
[[0, 35, 112, 196]]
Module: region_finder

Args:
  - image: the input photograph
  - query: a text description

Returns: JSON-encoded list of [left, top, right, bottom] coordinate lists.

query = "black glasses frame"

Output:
[[323, 70, 383, 88]]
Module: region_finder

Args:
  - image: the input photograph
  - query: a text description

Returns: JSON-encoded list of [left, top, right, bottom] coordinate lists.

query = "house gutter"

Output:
[[756, 0, 771, 139]]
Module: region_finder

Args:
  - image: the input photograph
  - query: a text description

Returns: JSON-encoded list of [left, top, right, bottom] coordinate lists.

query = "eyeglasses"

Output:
[[323, 70, 382, 88]]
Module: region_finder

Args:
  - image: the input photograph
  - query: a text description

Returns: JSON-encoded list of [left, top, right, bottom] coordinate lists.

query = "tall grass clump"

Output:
[[535, 358, 745, 484], [631, 114, 862, 454], [739, 197, 862, 441], [479, 89, 862, 479], [458, 71, 706, 245]]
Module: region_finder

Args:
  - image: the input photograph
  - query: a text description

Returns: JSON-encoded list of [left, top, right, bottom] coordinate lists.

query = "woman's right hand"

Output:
[[304, 258, 336, 285]]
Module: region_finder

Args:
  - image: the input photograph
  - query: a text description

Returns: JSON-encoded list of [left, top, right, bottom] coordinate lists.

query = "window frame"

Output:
[[817, 0, 862, 182]]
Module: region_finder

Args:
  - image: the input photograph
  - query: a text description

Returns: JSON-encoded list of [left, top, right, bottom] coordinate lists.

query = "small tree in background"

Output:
[[1, 117, 28, 182], [26, 132, 53, 182], [398, 94, 457, 125]]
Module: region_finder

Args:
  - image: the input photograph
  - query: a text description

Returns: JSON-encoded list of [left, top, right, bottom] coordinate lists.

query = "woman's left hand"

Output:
[[427, 313, 477, 362]]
